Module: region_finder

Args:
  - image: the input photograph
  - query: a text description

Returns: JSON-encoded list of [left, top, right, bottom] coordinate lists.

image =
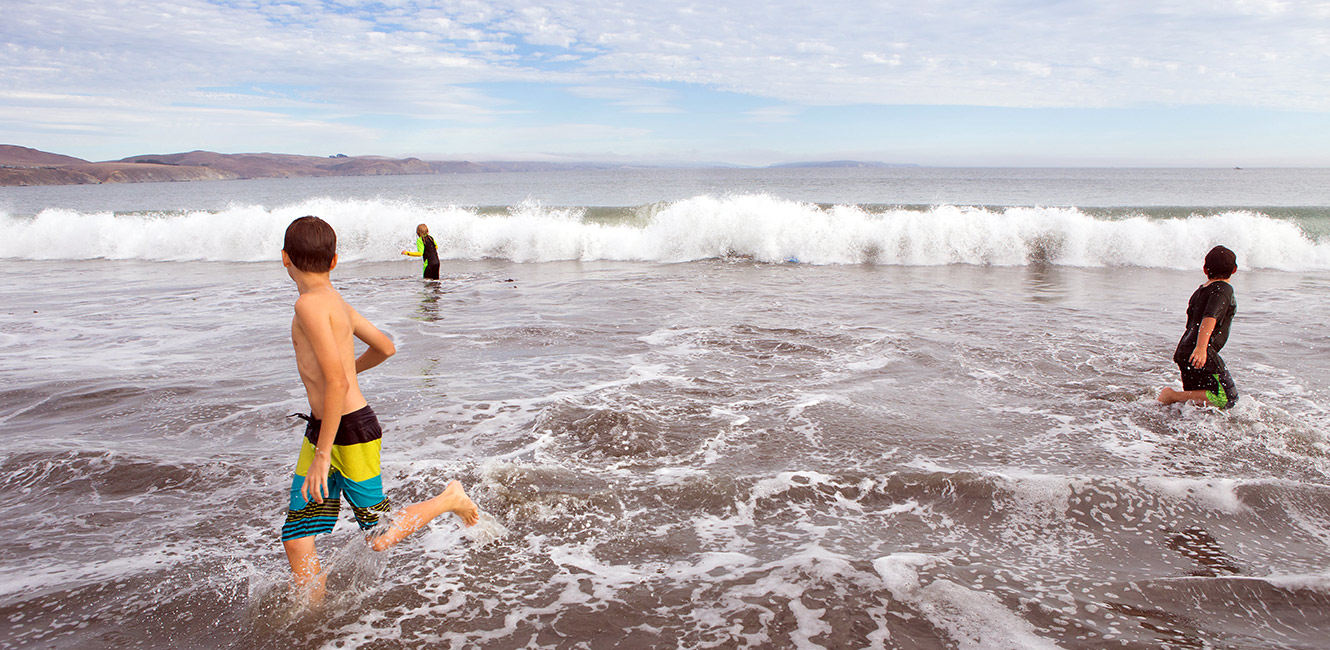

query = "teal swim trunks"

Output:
[[282, 405, 391, 541]]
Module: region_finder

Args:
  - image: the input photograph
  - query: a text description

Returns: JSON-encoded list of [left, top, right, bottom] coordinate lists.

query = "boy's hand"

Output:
[[1189, 347, 1208, 369], [303, 453, 332, 503]]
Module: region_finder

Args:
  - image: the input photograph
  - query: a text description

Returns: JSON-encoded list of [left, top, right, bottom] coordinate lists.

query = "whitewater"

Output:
[[1, 167, 1328, 649], [4, 197, 1330, 270]]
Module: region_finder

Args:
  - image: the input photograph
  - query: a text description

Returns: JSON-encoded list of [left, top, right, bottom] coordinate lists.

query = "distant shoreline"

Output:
[[0, 144, 913, 187]]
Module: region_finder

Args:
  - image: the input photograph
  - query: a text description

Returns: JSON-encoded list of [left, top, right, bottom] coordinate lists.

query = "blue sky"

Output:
[[2, 0, 1329, 166]]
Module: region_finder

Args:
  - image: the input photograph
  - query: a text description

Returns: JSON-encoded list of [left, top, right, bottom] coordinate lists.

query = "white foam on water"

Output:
[[671, 544, 883, 650], [548, 542, 653, 594], [786, 394, 851, 419], [5, 199, 1328, 269], [873, 553, 1065, 650], [0, 548, 175, 598], [1096, 415, 1168, 466], [1139, 476, 1246, 513], [738, 470, 840, 524], [1263, 570, 1330, 592], [993, 472, 1078, 542], [459, 512, 510, 546]]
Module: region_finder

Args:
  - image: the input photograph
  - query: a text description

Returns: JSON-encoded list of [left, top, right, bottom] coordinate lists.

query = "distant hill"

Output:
[[0, 144, 89, 166], [0, 145, 920, 186], [768, 160, 917, 169], [0, 145, 241, 185], [0, 146, 448, 186], [119, 150, 436, 178], [0, 146, 643, 186]]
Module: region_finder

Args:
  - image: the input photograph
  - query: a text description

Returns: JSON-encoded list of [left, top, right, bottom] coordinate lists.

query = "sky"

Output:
[[2, 0, 1330, 166]]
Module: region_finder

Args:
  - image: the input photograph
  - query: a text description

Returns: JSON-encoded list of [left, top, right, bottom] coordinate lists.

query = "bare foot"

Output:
[[440, 480, 480, 527], [365, 480, 481, 551]]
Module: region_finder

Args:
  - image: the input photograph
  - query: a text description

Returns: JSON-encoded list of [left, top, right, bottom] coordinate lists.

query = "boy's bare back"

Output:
[[291, 286, 372, 419]]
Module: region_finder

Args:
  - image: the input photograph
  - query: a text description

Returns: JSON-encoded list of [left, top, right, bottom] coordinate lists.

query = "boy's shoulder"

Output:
[[1199, 280, 1236, 310], [1198, 279, 1234, 294], [293, 286, 349, 319]]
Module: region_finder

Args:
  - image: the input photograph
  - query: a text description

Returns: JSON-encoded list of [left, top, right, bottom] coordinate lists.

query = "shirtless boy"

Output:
[[279, 215, 478, 600]]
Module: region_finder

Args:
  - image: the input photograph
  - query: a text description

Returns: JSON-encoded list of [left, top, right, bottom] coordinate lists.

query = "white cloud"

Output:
[[4, 0, 1322, 110], [566, 85, 681, 113], [3, 0, 1329, 160], [411, 122, 654, 157], [0, 89, 383, 156], [745, 107, 800, 123]]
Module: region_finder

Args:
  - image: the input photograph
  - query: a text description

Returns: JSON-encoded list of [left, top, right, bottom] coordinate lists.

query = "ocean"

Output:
[[1, 167, 1328, 649]]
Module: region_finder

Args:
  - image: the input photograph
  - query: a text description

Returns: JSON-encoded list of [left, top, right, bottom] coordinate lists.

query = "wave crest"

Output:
[[2, 195, 1327, 269]]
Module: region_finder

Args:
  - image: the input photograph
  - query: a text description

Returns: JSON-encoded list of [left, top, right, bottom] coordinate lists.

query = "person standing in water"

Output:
[[281, 216, 478, 604], [402, 223, 440, 280]]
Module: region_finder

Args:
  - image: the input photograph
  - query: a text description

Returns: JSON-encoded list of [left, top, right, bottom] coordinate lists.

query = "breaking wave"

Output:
[[3, 195, 1328, 269]]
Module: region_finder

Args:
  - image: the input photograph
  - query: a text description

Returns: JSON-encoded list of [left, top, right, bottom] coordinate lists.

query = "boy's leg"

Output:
[[1160, 363, 1210, 406], [366, 481, 480, 552], [1211, 354, 1238, 408], [282, 535, 327, 603], [328, 409, 480, 551], [1157, 386, 1211, 406], [281, 445, 343, 603], [1159, 361, 1235, 408]]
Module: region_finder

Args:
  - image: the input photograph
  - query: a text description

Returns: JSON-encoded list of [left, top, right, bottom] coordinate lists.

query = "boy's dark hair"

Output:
[[1204, 245, 1237, 279], [283, 216, 337, 272]]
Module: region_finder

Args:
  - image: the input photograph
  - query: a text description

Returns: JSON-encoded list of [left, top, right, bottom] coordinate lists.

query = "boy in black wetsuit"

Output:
[[1158, 245, 1239, 409]]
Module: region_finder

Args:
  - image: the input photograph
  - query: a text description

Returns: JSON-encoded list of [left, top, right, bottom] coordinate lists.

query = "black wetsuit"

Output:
[[1172, 281, 1238, 408], [422, 235, 440, 280]]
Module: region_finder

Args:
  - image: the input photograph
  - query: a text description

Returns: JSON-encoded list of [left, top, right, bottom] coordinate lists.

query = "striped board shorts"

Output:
[[282, 405, 392, 541]]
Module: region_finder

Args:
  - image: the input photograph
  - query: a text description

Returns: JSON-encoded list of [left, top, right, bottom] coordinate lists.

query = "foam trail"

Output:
[[873, 554, 1064, 650], [2, 196, 1328, 269]]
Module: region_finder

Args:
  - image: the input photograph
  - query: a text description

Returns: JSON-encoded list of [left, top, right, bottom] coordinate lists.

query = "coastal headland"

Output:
[[0, 145, 509, 186], [0, 145, 908, 187]]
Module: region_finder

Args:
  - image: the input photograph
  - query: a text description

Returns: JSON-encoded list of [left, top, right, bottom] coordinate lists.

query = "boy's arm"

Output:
[[295, 296, 350, 504], [1189, 316, 1217, 369], [1190, 286, 1232, 369], [350, 306, 396, 373], [402, 237, 424, 257]]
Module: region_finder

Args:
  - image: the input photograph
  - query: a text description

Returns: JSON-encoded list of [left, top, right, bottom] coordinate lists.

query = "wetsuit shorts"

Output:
[[282, 405, 391, 541], [1177, 353, 1239, 410]]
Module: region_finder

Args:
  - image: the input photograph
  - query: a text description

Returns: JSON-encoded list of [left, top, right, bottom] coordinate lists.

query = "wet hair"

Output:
[[283, 215, 337, 273], [1204, 245, 1237, 280], [416, 223, 429, 237]]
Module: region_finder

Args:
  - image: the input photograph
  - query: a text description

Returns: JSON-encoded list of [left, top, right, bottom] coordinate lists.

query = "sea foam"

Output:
[[2, 195, 1328, 269]]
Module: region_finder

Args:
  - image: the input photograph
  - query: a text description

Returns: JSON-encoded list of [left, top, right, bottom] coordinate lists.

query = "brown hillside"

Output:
[[75, 163, 238, 183], [0, 144, 88, 166], [118, 151, 434, 178], [0, 145, 625, 186]]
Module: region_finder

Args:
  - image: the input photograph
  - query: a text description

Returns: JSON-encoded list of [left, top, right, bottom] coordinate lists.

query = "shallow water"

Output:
[[2, 168, 1329, 648], [1, 255, 1328, 649]]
